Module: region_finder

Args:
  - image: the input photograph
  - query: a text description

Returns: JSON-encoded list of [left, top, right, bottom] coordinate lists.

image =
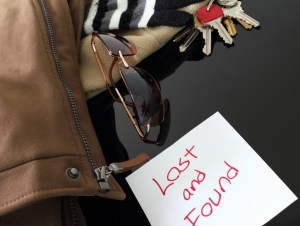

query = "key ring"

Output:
[[206, 0, 215, 11]]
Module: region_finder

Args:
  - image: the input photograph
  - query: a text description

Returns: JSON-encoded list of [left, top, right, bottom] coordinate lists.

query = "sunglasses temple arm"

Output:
[[91, 40, 109, 85], [114, 88, 146, 139], [91, 40, 124, 103]]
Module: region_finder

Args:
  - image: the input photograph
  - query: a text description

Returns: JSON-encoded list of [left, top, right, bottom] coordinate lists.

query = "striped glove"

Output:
[[84, 0, 204, 35]]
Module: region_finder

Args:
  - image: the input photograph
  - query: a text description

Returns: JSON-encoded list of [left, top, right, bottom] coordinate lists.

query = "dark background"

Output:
[[114, 0, 300, 225]]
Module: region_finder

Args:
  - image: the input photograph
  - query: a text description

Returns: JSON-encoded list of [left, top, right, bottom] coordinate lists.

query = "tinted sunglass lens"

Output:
[[98, 33, 136, 56], [121, 67, 163, 126]]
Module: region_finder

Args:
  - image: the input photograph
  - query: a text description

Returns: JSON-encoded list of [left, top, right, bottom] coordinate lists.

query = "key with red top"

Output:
[[197, 4, 233, 45]]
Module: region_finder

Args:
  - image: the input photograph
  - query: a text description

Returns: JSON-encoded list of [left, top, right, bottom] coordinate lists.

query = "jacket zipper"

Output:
[[67, 196, 79, 226], [38, 0, 113, 224], [38, 0, 111, 192]]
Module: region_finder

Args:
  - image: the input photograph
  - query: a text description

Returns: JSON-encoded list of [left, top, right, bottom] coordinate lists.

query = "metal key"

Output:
[[179, 28, 200, 52], [217, 0, 253, 30], [173, 26, 194, 43], [179, 15, 204, 52], [217, 0, 238, 36], [236, 18, 253, 30], [223, 16, 237, 36], [222, 1, 260, 27], [197, 4, 233, 44], [194, 15, 213, 56]]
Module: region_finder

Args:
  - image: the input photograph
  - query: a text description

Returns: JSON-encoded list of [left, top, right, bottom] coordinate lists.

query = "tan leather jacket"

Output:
[[0, 0, 125, 223]]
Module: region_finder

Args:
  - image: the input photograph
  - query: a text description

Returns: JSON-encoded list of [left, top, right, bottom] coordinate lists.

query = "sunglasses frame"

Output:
[[91, 32, 170, 146]]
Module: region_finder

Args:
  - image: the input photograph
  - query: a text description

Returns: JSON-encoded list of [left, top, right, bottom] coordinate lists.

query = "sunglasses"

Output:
[[91, 32, 170, 146]]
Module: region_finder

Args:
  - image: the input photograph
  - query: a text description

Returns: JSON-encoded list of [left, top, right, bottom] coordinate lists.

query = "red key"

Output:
[[197, 4, 224, 25]]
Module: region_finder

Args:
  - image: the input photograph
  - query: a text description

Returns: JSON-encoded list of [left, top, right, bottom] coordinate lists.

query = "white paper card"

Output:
[[126, 112, 298, 226]]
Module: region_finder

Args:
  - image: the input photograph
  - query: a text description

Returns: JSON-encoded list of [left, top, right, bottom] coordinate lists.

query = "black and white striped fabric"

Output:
[[84, 0, 203, 35]]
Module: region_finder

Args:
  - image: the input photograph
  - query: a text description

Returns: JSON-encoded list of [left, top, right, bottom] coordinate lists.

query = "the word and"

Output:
[[184, 161, 239, 226]]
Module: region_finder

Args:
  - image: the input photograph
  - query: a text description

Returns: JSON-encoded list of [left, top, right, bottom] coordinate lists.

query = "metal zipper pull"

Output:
[[94, 166, 111, 192], [95, 153, 150, 192]]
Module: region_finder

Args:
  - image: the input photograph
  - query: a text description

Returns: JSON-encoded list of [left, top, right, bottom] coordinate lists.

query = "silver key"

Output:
[[207, 17, 233, 44], [194, 15, 213, 56], [179, 15, 204, 52], [179, 29, 200, 52], [222, 1, 260, 27], [173, 26, 194, 43], [197, 24, 213, 56]]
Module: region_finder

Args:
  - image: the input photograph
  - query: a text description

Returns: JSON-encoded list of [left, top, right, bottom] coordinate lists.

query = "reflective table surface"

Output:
[[115, 1, 300, 225]]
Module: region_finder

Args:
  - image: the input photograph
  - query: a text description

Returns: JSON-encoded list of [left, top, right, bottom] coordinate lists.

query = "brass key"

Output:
[[236, 18, 253, 30], [223, 16, 237, 36]]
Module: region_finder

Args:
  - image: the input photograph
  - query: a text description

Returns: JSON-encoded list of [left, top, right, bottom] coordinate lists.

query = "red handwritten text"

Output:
[[183, 169, 206, 201], [152, 145, 197, 196], [184, 161, 239, 226]]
